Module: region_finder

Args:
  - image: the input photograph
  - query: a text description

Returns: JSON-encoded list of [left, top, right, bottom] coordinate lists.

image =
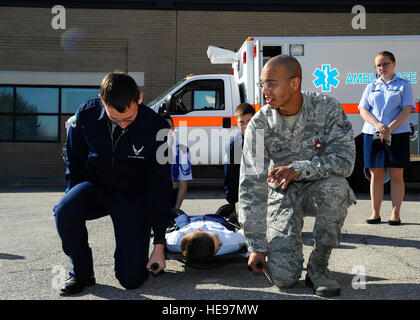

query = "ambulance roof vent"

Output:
[[207, 46, 238, 64]]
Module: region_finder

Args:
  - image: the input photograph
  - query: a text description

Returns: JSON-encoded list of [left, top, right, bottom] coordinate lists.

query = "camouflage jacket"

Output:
[[238, 92, 356, 252]]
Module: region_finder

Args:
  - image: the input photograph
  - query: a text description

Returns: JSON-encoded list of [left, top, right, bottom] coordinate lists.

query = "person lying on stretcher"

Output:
[[165, 205, 246, 261]]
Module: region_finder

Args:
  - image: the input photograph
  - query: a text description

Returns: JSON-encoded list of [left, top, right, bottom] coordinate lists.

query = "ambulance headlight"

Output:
[[290, 44, 304, 56]]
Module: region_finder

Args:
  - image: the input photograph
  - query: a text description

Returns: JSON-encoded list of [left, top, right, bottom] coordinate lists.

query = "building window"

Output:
[[15, 115, 59, 141], [15, 87, 59, 141], [16, 87, 59, 113], [0, 85, 99, 142], [0, 87, 13, 112], [0, 115, 13, 140], [61, 88, 99, 114], [0, 87, 14, 140]]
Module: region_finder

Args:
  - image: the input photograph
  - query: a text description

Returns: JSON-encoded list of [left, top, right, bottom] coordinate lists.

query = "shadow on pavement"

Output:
[[0, 253, 25, 260], [67, 267, 399, 300], [302, 232, 420, 249]]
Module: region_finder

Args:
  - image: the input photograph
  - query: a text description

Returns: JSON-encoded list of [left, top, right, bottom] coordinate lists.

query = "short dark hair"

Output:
[[235, 103, 255, 117], [100, 71, 140, 113], [181, 231, 215, 261], [267, 54, 302, 81]]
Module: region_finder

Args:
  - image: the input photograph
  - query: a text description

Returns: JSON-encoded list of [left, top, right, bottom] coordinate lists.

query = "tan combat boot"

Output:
[[305, 246, 340, 297]]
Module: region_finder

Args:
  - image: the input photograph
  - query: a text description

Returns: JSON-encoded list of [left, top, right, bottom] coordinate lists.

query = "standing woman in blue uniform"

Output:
[[54, 72, 172, 295], [358, 51, 416, 225]]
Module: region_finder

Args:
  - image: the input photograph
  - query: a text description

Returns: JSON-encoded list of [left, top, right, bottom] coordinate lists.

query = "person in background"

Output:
[[162, 114, 192, 210], [358, 51, 415, 226], [223, 103, 255, 223]]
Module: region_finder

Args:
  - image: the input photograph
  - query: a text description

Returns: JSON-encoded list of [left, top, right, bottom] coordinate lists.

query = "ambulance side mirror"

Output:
[[159, 94, 173, 115]]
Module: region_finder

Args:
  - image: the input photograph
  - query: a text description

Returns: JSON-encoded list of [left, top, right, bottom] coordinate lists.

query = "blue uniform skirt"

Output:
[[364, 132, 410, 168]]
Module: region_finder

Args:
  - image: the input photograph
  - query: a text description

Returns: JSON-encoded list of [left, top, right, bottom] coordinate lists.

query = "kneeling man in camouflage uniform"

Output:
[[238, 55, 356, 297]]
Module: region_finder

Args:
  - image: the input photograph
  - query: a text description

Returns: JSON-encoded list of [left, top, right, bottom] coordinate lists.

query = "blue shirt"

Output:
[[358, 75, 415, 134], [165, 219, 246, 256]]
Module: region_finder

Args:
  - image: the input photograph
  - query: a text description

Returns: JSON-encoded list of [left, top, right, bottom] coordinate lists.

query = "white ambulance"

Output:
[[147, 35, 420, 191]]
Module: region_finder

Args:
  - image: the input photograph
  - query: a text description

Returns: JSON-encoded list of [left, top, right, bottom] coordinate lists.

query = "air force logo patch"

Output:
[[129, 145, 144, 159]]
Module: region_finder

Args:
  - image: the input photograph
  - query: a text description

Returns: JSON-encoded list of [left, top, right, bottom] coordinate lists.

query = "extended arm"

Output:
[[238, 119, 270, 255], [64, 113, 88, 192]]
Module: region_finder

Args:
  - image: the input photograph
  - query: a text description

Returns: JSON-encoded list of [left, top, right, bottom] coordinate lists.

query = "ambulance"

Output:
[[147, 35, 420, 191]]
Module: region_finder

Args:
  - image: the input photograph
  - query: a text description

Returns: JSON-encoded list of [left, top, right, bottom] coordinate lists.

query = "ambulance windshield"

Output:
[[147, 79, 187, 106]]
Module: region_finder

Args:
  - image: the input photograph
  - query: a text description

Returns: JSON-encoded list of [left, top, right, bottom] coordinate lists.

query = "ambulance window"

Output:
[[171, 80, 224, 114], [237, 61, 243, 79], [262, 46, 282, 66], [239, 83, 245, 103], [194, 91, 216, 110]]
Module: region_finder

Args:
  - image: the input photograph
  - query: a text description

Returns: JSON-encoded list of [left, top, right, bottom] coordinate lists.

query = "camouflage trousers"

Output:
[[265, 176, 356, 288]]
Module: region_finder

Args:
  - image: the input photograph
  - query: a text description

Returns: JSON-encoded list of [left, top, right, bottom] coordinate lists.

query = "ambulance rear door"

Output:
[[253, 38, 283, 109]]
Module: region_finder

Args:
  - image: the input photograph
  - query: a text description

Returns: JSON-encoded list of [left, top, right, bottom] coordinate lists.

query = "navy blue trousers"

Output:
[[53, 182, 151, 289]]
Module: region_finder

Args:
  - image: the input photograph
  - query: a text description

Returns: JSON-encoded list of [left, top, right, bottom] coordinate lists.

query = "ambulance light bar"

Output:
[[207, 46, 238, 64]]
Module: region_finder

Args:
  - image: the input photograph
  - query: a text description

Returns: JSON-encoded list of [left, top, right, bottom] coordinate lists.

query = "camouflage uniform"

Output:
[[238, 92, 356, 288]]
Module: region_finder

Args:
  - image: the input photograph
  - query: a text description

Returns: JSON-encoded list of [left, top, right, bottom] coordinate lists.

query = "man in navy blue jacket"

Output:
[[54, 72, 172, 295]]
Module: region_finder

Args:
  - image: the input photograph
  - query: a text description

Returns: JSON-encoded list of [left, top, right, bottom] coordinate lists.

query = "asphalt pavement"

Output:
[[0, 184, 419, 301]]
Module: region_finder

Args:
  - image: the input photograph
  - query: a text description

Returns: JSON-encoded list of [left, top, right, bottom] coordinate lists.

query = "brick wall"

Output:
[[0, 6, 419, 185]]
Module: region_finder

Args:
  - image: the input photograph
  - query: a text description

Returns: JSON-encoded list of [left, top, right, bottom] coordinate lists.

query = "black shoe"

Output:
[[366, 217, 381, 224], [388, 219, 401, 225], [170, 208, 186, 219], [216, 204, 236, 219], [60, 275, 96, 296], [227, 214, 239, 227]]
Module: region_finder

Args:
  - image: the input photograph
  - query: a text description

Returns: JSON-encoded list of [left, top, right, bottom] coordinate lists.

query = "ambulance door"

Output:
[[169, 77, 235, 165], [255, 40, 283, 109]]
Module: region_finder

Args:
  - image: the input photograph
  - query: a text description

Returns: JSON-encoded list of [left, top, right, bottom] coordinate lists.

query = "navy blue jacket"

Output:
[[65, 98, 172, 241]]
